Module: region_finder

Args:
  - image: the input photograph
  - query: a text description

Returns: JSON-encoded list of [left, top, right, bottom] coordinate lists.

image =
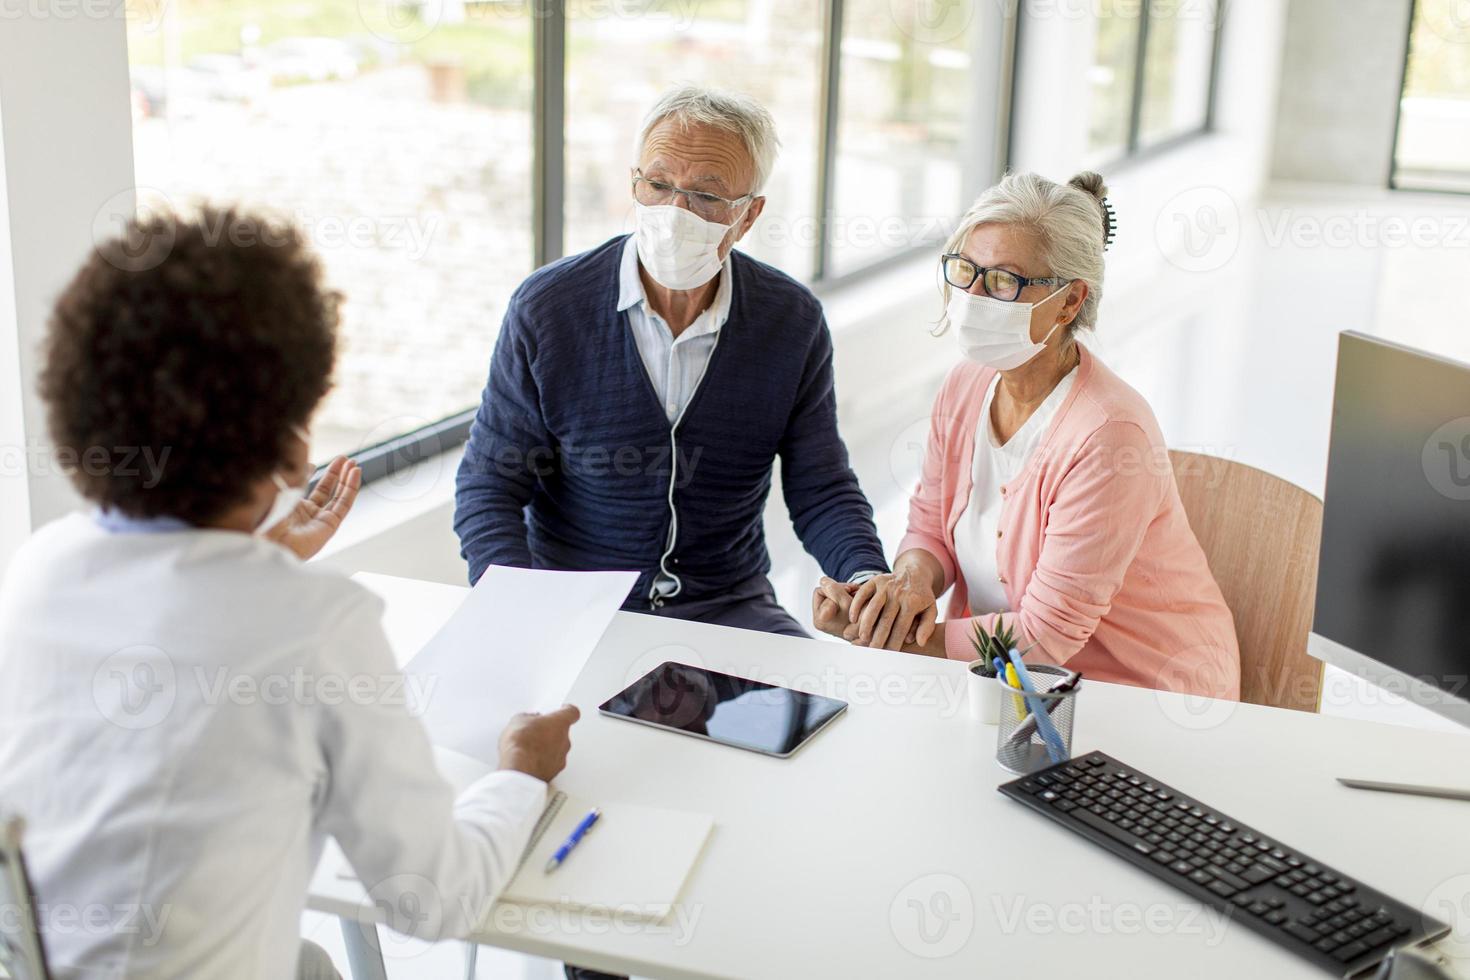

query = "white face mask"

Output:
[[948, 284, 1070, 371], [634, 202, 744, 291], [257, 427, 312, 533]]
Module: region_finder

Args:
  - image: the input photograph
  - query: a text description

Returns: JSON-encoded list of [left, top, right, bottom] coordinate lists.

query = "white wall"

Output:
[[0, 11, 136, 569], [1270, 0, 1412, 186]]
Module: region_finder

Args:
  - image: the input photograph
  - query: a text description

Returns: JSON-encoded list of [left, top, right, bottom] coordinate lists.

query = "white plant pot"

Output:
[[967, 660, 1001, 724]]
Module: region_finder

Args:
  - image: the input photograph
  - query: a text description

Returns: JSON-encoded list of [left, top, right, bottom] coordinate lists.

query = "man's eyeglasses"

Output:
[[632, 170, 754, 223], [941, 253, 1072, 303]]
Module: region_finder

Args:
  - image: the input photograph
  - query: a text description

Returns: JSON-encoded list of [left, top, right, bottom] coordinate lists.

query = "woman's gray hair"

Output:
[[937, 171, 1112, 343], [636, 85, 781, 195]]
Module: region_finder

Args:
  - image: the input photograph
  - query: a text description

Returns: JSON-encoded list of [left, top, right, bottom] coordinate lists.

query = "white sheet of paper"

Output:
[[403, 565, 638, 764]]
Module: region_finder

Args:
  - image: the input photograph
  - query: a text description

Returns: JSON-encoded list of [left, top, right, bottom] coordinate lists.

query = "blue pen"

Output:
[[1004, 648, 1069, 764], [545, 808, 601, 874]]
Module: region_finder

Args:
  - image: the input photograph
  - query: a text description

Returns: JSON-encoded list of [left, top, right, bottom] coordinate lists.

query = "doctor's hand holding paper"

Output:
[[815, 172, 1241, 700]]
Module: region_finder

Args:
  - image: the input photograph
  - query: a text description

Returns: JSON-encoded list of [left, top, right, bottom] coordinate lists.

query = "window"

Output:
[[121, 0, 1002, 478], [827, 0, 974, 277], [1085, 0, 1219, 166], [125, 0, 535, 462], [1393, 0, 1470, 193], [563, 0, 824, 281]]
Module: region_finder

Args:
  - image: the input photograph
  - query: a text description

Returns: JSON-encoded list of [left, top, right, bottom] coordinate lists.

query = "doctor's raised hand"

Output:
[[260, 448, 363, 560]]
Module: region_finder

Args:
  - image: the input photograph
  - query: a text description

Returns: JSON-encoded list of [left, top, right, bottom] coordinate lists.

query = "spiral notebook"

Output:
[[500, 792, 714, 923]]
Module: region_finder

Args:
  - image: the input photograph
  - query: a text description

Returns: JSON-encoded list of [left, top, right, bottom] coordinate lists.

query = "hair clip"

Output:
[[1101, 197, 1118, 252]]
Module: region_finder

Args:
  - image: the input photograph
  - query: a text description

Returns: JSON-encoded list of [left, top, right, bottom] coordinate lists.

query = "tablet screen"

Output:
[[599, 662, 848, 757]]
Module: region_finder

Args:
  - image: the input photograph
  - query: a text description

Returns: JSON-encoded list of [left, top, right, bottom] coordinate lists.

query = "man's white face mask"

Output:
[[634, 202, 746, 292]]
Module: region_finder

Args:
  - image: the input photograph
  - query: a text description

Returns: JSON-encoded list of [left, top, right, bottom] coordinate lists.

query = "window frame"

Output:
[[1061, 0, 1225, 173], [1388, 0, 1470, 196]]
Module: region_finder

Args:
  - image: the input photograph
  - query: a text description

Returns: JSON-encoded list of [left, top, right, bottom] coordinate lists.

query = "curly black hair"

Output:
[[40, 206, 339, 523]]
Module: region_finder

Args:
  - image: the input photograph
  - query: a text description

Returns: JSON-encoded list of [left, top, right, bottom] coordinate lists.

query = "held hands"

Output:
[[848, 568, 939, 651], [812, 578, 861, 642], [498, 705, 581, 784], [262, 456, 362, 561]]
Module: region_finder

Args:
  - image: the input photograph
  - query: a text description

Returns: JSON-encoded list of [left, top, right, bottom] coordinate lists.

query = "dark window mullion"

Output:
[[1125, 0, 1152, 157], [814, 0, 844, 282], [534, 0, 567, 267]]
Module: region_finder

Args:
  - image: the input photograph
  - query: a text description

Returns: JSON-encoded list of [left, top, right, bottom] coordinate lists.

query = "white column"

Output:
[[0, 9, 137, 571]]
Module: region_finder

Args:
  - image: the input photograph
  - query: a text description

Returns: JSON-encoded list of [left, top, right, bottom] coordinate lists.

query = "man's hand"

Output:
[[812, 578, 860, 641], [848, 567, 939, 651], [262, 455, 362, 560], [498, 705, 580, 783]]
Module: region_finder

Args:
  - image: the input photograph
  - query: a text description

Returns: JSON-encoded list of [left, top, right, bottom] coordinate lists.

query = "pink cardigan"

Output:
[[899, 347, 1241, 699]]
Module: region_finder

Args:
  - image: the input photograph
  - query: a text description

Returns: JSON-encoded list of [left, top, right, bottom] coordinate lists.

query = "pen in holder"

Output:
[[994, 663, 1081, 775]]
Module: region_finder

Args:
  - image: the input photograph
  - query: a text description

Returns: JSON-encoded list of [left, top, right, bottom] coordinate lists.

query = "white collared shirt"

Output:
[[0, 513, 547, 979], [617, 235, 731, 424]]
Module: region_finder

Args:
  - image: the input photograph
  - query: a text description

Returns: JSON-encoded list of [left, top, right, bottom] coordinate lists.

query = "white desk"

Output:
[[309, 574, 1470, 979]]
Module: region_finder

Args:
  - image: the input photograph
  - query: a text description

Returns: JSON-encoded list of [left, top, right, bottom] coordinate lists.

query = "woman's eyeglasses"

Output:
[[941, 253, 1072, 303]]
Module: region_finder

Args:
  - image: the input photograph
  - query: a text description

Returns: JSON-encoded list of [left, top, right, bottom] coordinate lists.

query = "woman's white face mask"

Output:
[[948, 283, 1071, 371], [634, 202, 746, 291], [257, 427, 312, 532]]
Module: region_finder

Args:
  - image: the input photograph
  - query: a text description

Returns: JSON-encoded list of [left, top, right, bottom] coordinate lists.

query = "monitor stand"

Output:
[[1338, 778, 1470, 802]]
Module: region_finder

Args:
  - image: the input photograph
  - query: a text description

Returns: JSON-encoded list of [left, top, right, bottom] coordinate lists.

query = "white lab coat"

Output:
[[0, 513, 545, 979]]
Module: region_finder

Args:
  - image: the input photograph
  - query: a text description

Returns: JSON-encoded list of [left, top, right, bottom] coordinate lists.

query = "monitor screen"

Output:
[[1313, 333, 1470, 706]]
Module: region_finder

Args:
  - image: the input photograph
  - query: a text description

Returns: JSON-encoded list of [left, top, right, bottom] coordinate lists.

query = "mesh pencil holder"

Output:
[[994, 664, 1081, 775]]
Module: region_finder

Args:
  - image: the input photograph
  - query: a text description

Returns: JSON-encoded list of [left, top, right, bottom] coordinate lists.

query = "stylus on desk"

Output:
[[1337, 777, 1470, 802]]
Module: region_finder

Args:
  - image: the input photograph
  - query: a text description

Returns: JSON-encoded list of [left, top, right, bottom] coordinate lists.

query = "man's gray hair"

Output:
[[636, 85, 781, 195]]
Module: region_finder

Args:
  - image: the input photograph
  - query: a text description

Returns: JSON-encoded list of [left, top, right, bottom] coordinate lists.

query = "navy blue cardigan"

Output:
[[453, 236, 888, 608]]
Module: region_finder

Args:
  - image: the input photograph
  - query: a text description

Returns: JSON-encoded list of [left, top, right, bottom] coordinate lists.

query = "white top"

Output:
[[616, 235, 731, 425], [955, 367, 1077, 615], [0, 514, 547, 980]]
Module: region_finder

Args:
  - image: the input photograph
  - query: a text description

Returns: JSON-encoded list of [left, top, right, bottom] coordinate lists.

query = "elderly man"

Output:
[[455, 85, 887, 636]]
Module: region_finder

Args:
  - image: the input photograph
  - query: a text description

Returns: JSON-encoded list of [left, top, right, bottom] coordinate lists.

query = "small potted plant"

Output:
[[967, 616, 1017, 724]]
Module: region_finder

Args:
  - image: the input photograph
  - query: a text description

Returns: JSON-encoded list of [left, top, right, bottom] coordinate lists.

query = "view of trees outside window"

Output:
[[563, 0, 823, 281], [829, 0, 973, 276], [1086, 0, 1218, 165], [125, 0, 535, 460], [1395, 0, 1470, 193]]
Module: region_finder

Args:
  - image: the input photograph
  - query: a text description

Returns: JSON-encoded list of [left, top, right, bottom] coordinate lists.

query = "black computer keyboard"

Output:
[[1000, 751, 1450, 977]]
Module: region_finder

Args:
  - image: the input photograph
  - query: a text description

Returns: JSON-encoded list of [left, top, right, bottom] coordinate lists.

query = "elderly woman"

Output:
[[814, 171, 1240, 698]]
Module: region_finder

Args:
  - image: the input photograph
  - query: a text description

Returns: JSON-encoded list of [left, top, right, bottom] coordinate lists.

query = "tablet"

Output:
[[599, 662, 848, 758]]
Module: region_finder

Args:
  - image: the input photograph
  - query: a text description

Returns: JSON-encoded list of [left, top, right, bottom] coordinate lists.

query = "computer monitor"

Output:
[[1308, 331, 1470, 727]]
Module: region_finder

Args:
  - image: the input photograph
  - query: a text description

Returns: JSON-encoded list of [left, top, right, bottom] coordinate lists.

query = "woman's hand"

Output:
[[263, 455, 362, 560], [848, 566, 939, 651], [812, 578, 860, 641]]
